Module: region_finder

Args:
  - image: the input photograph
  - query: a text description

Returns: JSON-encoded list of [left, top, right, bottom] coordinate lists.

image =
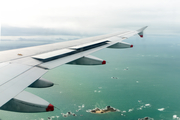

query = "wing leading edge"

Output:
[[0, 26, 148, 112]]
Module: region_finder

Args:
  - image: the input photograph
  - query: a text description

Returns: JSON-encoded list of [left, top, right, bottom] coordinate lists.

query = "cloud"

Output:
[[1, 26, 104, 36], [1, 0, 180, 36], [1, 26, 80, 36]]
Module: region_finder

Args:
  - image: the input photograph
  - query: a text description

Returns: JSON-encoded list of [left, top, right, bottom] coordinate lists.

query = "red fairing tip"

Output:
[[46, 104, 54, 112], [140, 35, 143, 38], [102, 60, 106, 64], [130, 45, 133, 48]]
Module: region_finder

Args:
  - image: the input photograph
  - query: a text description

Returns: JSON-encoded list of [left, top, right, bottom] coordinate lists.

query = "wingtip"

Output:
[[137, 26, 148, 38], [138, 26, 148, 32], [144, 26, 148, 29]]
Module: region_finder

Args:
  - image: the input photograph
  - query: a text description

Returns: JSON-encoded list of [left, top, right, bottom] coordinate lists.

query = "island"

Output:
[[90, 106, 118, 114]]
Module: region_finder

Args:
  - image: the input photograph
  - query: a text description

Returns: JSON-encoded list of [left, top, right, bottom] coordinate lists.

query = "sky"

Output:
[[1, 0, 180, 39]]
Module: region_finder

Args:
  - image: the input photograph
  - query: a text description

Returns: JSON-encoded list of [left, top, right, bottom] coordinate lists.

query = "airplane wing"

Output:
[[0, 26, 147, 113]]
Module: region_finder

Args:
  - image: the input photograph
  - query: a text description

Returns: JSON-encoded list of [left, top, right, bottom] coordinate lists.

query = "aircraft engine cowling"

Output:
[[29, 78, 54, 88], [0, 91, 54, 113]]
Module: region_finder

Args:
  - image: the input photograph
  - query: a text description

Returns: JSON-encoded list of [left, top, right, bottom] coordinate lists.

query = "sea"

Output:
[[0, 34, 180, 120]]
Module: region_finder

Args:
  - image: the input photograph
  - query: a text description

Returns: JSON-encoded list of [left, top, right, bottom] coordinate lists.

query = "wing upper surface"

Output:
[[0, 30, 138, 63]]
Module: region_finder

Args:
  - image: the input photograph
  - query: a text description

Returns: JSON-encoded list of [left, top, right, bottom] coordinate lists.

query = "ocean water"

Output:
[[0, 34, 180, 120]]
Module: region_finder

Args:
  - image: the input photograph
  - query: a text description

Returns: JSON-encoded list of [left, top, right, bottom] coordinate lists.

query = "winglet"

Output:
[[137, 26, 148, 38]]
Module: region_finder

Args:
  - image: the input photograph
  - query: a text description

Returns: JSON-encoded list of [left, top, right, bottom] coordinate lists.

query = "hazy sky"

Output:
[[1, 0, 180, 37]]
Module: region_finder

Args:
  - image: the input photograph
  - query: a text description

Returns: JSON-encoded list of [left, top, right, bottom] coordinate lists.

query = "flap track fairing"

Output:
[[67, 55, 106, 65], [108, 42, 133, 49], [0, 91, 54, 113], [29, 78, 54, 88]]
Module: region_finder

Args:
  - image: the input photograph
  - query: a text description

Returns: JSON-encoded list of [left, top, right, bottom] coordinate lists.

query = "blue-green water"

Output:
[[0, 35, 180, 120]]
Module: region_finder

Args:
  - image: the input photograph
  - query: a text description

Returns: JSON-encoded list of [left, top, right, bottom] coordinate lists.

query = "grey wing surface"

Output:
[[0, 26, 147, 113]]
